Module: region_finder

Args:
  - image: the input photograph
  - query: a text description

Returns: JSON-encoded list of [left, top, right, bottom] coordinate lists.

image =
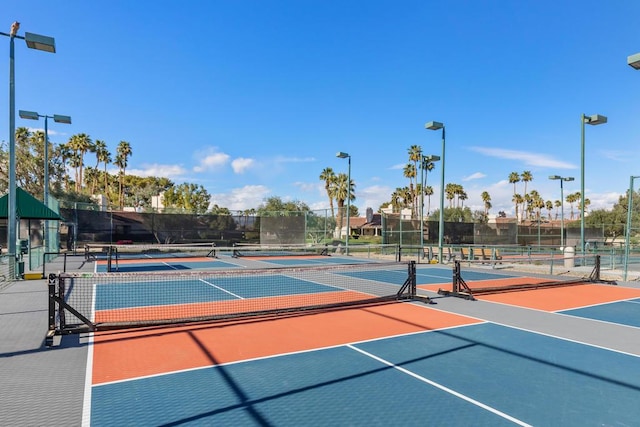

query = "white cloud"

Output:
[[193, 148, 230, 172], [274, 156, 316, 163], [358, 184, 393, 212], [209, 185, 271, 211], [127, 164, 187, 178], [470, 147, 576, 169], [463, 172, 486, 181], [231, 157, 255, 173]]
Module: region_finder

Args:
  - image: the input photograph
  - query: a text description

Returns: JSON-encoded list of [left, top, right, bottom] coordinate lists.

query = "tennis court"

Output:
[[34, 254, 640, 425], [91, 243, 381, 272], [87, 310, 640, 426]]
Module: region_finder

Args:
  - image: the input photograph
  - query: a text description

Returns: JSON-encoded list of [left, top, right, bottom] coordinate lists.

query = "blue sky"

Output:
[[2, 1, 640, 216]]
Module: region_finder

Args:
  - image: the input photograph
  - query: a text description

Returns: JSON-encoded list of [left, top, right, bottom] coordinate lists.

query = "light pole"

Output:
[[336, 151, 351, 255], [580, 114, 607, 256], [549, 175, 574, 248], [19, 111, 71, 204], [624, 176, 640, 281], [2, 22, 56, 266], [419, 154, 440, 256], [19, 111, 71, 251], [425, 121, 445, 263]]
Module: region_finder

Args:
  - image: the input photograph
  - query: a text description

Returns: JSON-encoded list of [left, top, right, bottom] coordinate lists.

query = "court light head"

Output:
[[19, 110, 40, 120], [628, 53, 640, 70], [24, 32, 56, 53], [425, 121, 444, 130], [53, 114, 72, 124], [585, 114, 607, 125], [549, 175, 561, 180], [336, 152, 350, 159]]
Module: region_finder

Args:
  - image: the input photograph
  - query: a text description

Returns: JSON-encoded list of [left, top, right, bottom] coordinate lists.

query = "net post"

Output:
[[409, 260, 416, 296], [46, 273, 58, 346], [396, 244, 401, 262], [107, 246, 112, 272], [452, 260, 460, 293]]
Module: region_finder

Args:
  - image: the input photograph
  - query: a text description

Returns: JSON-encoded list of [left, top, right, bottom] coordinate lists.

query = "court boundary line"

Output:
[[347, 344, 532, 427], [475, 292, 640, 332], [484, 319, 640, 358], [81, 332, 95, 427], [198, 278, 244, 299], [448, 284, 640, 318], [555, 296, 640, 312], [91, 319, 487, 388], [409, 301, 640, 357]]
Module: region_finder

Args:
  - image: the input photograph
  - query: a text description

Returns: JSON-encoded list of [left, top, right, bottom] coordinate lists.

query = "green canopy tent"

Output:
[[0, 187, 62, 266], [0, 187, 61, 220]]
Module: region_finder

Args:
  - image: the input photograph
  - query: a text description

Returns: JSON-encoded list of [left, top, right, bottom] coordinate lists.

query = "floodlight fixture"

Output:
[[53, 114, 71, 124], [19, 110, 39, 120], [425, 121, 444, 130], [628, 53, 640, 70], [24, 32, 56, 53]]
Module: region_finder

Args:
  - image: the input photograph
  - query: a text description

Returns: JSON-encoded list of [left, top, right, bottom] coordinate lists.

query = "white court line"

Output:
[[347, 344, 532, 427], [198, 278, 244, 299]]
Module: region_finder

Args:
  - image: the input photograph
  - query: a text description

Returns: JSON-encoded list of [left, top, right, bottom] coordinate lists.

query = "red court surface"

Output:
[[420, 280, 640, 311], [91, 302, 481, 384]]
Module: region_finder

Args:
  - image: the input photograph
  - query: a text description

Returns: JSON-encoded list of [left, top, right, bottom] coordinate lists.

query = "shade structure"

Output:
[[0, 187, 61, 219]]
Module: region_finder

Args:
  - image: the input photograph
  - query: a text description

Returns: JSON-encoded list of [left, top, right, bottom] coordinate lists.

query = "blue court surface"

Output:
[[560, 298, 640, 328], [90, 322, 640, 426], [95, 274, 345, 310], [95, 259, 239, 273], [338, 266, 519, 287], [257, 256, 375, 266]]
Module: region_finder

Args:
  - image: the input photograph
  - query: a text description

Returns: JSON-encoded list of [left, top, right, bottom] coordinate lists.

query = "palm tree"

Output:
[[567, 192, 579, 220], [521, 171, 533, 219], [68, 133, 94, 192], [115, 140, 132, 208], [513, 193, 524, 222], [481, 191, 491, 216], [425, 186, 434, 215], [92, 140, 109, 195], [403, 163, 417, 216], [334, 172, 355, 237], [445, 183, 456, 207], [319, 167, 336, 219], [554, 200, 562, 220], [508, 172, 520, 196], [545, 200, 553, 221]]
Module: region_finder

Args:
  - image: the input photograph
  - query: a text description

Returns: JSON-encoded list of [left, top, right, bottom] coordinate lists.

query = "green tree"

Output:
[[481, 191, 492, 217], [115, 141, 132, 208], [319, 167, 336, 219], [163, 182, 211, 214]]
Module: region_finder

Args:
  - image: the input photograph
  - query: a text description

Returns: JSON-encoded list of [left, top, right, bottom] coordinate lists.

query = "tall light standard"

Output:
[[19, 111, 71, 204], [1, 22, 56, 265], [549, 175, 574, 248], [336, 151, 351, 255], [425, 121, 445, 263], [623, 176, 640, 281], [580, 114, 607, 255], [419, 154, 440, 256], [19, 111, 71, 251]]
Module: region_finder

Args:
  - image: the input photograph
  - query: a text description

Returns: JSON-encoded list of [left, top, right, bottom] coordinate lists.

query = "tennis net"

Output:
[[84, 243, 218, 271], [438, 254, 616, 299], [48, 261, 421, 335], [230, 244, 330, 258]]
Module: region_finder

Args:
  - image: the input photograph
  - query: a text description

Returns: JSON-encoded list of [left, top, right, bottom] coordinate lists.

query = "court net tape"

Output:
[[47, 261, 423, 337], [438, 254, 616, 300]]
